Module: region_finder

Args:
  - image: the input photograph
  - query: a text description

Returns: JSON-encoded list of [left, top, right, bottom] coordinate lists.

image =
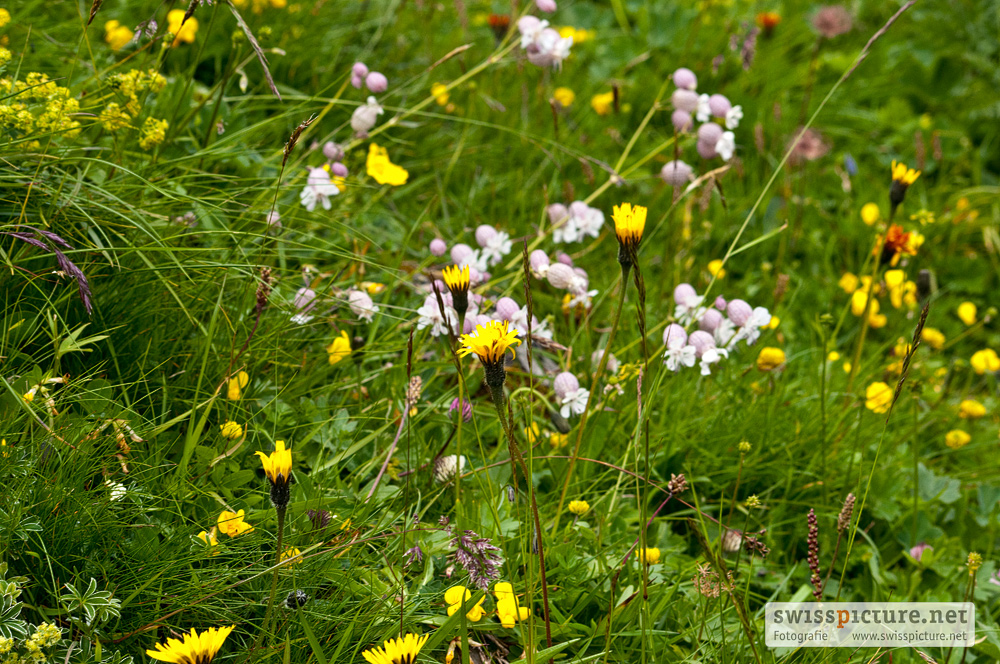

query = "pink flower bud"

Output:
[[293, 287, 316, 312], [450, 243, 474, 265], [688, 330, 716, 357], [365, 71, 388, 94], [429, 238, 447, 256], [475, 225, 498, 247], [535, 0, 557, 11], [553, 372, 580, 400], [708, 94, 731, 118], [547, 203, 569, 225], [555, 252, 574, 266], [352, 62, 369, 78], [671, 88, 699, 113], [673, 283, 698, 306], [714, 296, 727, 310], [727, 299, 752, 326], [662, 323, 688, 348], [672, 67, 698, 90], [660, 160, 693, 187], [546, 262, 577, 290], [697, 122, 723, 145], [330, 161, 348, 177], [495, 296, 520, 321], [350, 74, 364, 89], [697, 140, 718, 160], [699, 308, 723, 332], [671, 109, 693, 132], [529, 250, 550, 273], [323, 141, 345, 161]]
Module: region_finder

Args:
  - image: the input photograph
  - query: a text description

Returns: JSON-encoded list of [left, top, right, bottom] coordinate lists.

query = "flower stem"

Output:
[[553, 264, 630, 531], [259, 505, 286, 647]]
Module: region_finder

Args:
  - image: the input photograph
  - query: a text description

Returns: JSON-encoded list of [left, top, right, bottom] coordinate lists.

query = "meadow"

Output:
[[1, 0, 999, 663]]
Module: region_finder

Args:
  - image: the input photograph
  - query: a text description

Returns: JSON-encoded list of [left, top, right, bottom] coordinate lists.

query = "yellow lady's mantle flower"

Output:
[[591, 91, 614, 115], [104, 20, 135, 51], [444, 585, 486, 621], [638, 547, 661, 565], [568, 499, 590, 515], [146, 625, 235, 664], [958, 399, 986, 420], [227, 371, 249, 400], [612, 202, 647, 267], [756, 347, 786, 371], [971, 349, 1000, 375], [493, 582, 531, 628], [327, 330, 351, 365], [219, 420, 243, 439], [552, 87, 575, 107], [99, 103, 132, 131], [957, 302, 977, 326], [945, 429, 971, 449], [139, 117, 169, 150], [362, 633, 429, 664], [366, 143, 409, 186], [865, 382, 893, 414], [217, 509, 254, 537], [457, 320, 521, 365], [166, 9, 198, 46]]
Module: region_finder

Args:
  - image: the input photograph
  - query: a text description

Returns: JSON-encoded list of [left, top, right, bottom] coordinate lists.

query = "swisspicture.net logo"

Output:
[[765, 602, 975, 648]]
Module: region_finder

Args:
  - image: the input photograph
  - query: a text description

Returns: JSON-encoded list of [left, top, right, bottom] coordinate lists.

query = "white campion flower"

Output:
[[350, 96, 384, 136], [299, 167, 339, 212], [675, 296, 706, 326], [552, 216, 580, 244], [554, 372, 589, 418], [699, 347, 729, 375], [714, 317, 737, 346], [569, 201, 605, 240], [348, 289, 379, 322], [730, 306, 772, 347], [416, 294, 457, 337], [517, 16, 549, 48], [696, 93, 712, 123], [715, 131, 736, 161], [725, 105, 743, 130], [481, 231, 512, 266], [662, 324, 696, 372]]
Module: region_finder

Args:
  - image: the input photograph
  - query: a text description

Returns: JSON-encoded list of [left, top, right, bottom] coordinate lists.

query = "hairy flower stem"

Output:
[[258, 505, 286, 652], [846, 209, 894, 395], [553, 265, 631, 530], [487, 384, 552, 649]]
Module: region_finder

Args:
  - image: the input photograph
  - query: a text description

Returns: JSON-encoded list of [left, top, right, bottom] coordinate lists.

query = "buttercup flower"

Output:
[[552, 87, 575, 107], [366, 143, 409, 186], [457, 321, 521, 388], [493, 582, 531, 628], [219, 420, 243, 439], [444, 585, 486, 621], [327, 331, 352, 365], [280, 547, 303, 565], [637, 547, 661, 565], [362, 634, 430, 664], [957, 302, 977, 326], [865, 382, 893, 414], [104, 20, 134, 51], [756, 347, 786, 371], [707, 259, 726, 278], [146, 625, 234, 664], [227, 371, 249, 400], [568, 499, 589, 516], [861, 202, 881, 226], [612, 202, 647, 268], [591, 91, 614, 115], [217, 509, 254, 537], [890, 160, 920, 209], [921, 327, 945, 350], [959, 399, 986, 419], [945, 429, 971, 449], [256, 440, 292, 508], [431, 82, 450, 106], [971, 349, 1000, 375], [166, 9, 197, 46]]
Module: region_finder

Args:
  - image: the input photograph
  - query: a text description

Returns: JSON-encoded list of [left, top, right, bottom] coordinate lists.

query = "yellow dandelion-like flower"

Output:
[[166, 9, 198, 47], [457, 321, 521, 387], [442, 264, 470, 318], [361, 633, 430, 664], [864, 382, 893, 414], [327, 330, 352, 365], [568, 499, 589, 516], [891, 160, 920, 186], [256, 439, 292, 485], [146, 625, 234, 664], [612, 202, 647, 267]]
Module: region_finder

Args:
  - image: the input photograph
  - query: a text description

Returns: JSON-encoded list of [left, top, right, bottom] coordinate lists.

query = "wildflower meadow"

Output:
[[2, 0, 999, 662]]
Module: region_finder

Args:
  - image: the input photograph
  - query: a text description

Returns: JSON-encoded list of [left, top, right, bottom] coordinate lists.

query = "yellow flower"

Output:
[[971, 349, 1000, 375], [524, 421, 540, 443], [431, 82, 450, 106], [0, 439, 7, 458], [362, 634, 430, 664], [227, 371, 249, 400], [860, 202, 880, 226], [493, 582, 531, 628], [959, 399, 986, 420], [166, 9, 198, 46], [217, 509, 254, 537], [280, 547, 303, 564], [707, 259, 726, 278], [865, 382, 893, 414], [366, 143, 409, 186], [945, 429, 971, 450], [552, 87, 575, 107], [256, 439, 292, 486], [444, 585, 485, 621], [442, 264, 470, 293], [827, 351, 841, 361], [457, 320, 521, 365], [957, 302, 977, 326], [327, 331, 352, 365], [568, 499, 589, 515], [558, 26, 594, 42], [549, 432, 568, 448], [219, 420, 243, 439], [104, 20, 134, 51], [756, 347, 786, 371], [838, 272, 859, 293], [612, 202, 647, 262], [921, 327, 945, 350], [139, 117, 169, 150], [99, 103, 132, 131], [637, 547, 661, 565], [147, 626, 234, 664], [967, 552, 983, 575], [767, 316, 780, 329], [197, 528, 219, 549], [891, 160, 920, 186], [0, 9, 9, 28], [591, 91, 614, 115], [362, 281, 386, 295], [850, 290, 872, 317]]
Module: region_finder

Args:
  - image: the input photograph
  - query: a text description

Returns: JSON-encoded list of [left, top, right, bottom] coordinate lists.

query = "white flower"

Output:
[[699, 347, 729, 376], [525, 28, 573, 70], [348, 289, 379, 322], [480, 231, 512, 266], [517, 16, 549, 48], [560, 388, 590, 418], [571, 203, 605, 240], [714, 317, 736, 346], [567, 288, 598, 309], [674, 294, 706, 327], [434, 454, 466, 483], [299, 167, 339, 212], [715, 131, 736, 161], [417, 295, 457, 337], [725, 105, 743, 130], [552, 217, 580, 244], [350, 96, 384, 136], [730, 306, 772, 347], [696, 93, 712, 123], [105, 480, 126, 502], [663, 344, 697, 372]]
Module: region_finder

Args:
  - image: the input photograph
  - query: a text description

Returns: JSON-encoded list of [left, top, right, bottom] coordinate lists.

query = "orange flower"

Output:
[[756, 11, 781, 31], [878, 224, 918, 266]]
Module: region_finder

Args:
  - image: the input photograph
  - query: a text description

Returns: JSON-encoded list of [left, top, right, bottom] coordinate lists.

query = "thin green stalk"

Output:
[[258, 504, 286, 652]]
